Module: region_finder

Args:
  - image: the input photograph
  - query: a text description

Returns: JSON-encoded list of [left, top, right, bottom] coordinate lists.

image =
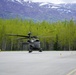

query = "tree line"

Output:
[[0, 18, 76, 51]]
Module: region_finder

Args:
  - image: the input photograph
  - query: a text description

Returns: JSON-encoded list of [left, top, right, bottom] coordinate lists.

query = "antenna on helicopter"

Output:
[[28, 32, 31, 39], [28, 32, 31, 36]]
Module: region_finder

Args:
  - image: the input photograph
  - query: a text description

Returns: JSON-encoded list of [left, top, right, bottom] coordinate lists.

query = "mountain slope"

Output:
[[0, 0, 76, 22]]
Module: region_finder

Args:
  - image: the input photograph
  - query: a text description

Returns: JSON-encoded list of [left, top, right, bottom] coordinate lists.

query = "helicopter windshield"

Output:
[[31, 39, 35, 42]]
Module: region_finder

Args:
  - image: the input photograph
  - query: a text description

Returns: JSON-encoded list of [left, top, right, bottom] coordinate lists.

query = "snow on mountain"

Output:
[[39, 2, 53, 8], [39, 2, 50, 6], [7, 0, 32, 4], [0, 0, 76, 22]]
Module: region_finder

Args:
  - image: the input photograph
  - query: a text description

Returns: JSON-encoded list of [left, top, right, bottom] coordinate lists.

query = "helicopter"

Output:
[[7, 32, 42, 53]]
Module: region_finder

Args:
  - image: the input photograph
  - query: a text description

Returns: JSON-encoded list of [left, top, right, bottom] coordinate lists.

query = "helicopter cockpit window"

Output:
[[31, 39, 34, 42], [34, 39, 39, 42]]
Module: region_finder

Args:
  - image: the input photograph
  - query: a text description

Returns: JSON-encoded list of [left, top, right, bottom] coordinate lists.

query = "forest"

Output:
[[0, 18, 76, 51]]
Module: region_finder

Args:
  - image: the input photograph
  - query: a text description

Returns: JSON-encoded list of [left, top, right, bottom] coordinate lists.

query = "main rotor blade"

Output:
[[31, 36, 37, 38], [7, 34, 37, 39], [37, 36, 55, 38], [7, 34, 29, 38]]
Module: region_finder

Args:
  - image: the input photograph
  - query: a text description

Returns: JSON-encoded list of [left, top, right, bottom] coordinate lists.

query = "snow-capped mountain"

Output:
[[0, 0, 76, 22]]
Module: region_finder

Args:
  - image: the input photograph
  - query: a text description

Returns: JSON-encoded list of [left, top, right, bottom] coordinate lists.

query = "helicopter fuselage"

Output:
[[7, 32, 42, 53], [28, 39, 42, 53]]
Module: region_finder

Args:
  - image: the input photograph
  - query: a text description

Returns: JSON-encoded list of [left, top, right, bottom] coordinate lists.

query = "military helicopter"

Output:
[[7, 32, 42, 53]]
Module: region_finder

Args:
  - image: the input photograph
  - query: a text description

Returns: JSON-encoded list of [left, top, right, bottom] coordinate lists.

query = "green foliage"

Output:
[[0, 18, 76, 50]]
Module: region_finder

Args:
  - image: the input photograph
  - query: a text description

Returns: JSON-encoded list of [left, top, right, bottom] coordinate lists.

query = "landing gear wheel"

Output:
[[29, 50, 32, 53], [39, 48, 42, 52], [39, 50, 42, 52]]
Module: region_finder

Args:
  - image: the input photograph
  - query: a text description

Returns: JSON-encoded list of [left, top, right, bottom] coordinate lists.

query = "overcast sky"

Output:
[[32, 0, 76, 4]]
